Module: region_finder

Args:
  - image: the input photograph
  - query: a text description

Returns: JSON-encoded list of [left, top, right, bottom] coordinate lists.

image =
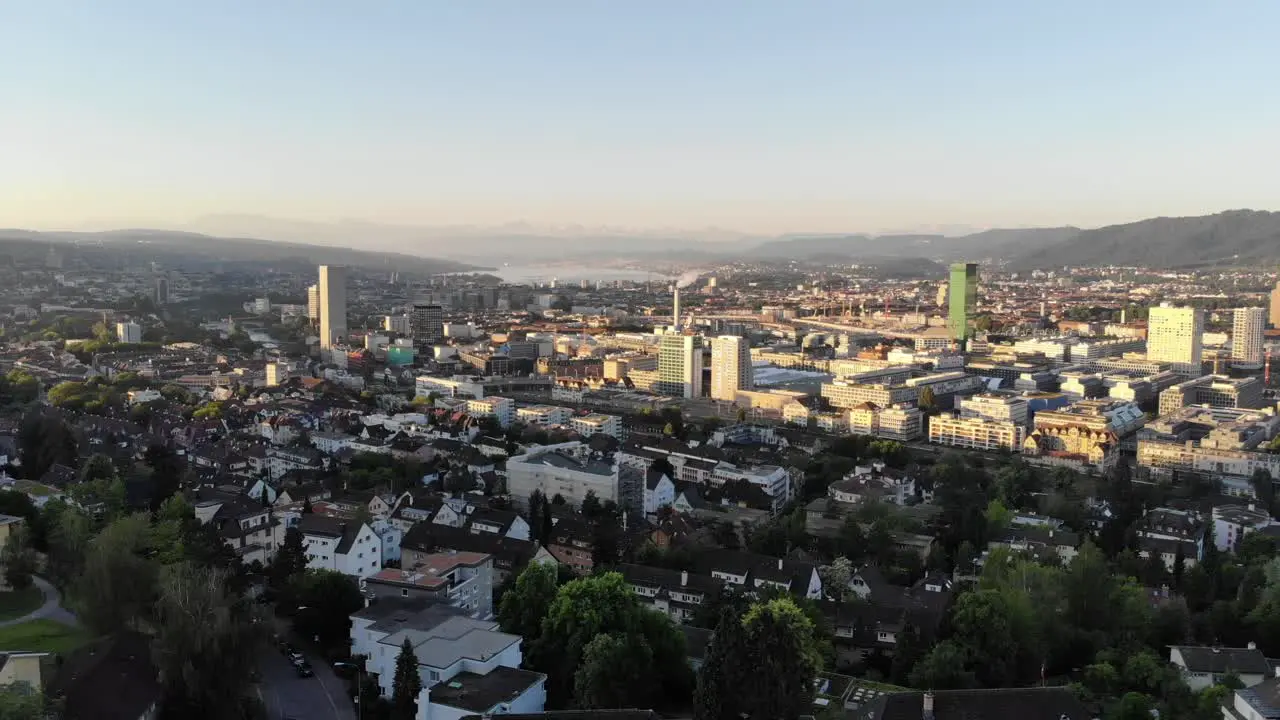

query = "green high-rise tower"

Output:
[[948, 262, 978, 343]]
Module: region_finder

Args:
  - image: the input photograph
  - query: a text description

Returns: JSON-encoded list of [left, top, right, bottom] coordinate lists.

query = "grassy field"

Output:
[[0, 587, 44, 622], [0, 620, 90, 655]]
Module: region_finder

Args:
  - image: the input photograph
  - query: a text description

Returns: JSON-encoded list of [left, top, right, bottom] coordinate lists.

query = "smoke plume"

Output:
[[675, 270, 701, 289]]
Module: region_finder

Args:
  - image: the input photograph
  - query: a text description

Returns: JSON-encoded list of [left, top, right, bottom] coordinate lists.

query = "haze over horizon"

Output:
[[4, 2, 1279, 236]]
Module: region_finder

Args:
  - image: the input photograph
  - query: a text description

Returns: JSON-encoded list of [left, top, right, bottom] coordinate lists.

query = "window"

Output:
[[401, 589, 409, 598]]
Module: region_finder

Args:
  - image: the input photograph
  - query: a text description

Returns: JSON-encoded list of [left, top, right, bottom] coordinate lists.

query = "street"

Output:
[[256, 646, 355, 720]]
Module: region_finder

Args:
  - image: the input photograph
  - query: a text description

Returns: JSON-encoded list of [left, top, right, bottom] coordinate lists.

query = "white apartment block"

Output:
[[711, 335, 753, 401], [929, 415, 1026, 452], [466, 397, 515, 428], [569, 413, 622, 439], [115, 321, 142, 344], [1147, 305, 1204, 373], [960, 393, 1029, 428], [516, 405, 572, 427], [1233, 307, 1266, 366], [506, 443, 621, 509], [265, 361, 289, 387]]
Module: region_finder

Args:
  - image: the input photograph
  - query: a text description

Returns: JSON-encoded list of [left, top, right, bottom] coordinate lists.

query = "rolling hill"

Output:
[[1008, 210, 1280, 269]]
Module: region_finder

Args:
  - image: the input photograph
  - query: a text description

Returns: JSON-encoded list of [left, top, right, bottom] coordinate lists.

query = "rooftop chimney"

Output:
[[777, 558, 783, 570], [922, 691, 935, 719], [680, 570, 688, 587]]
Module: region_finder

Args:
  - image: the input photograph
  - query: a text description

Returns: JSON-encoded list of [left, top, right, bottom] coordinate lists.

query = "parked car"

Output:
[[292, 659, 314, 678]]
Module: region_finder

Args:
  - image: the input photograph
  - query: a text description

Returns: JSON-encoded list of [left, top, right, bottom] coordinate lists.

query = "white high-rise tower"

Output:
[[711, 336, 753, 402], [1233, 307, 1266, 366], [318, 265, 347, 350], [1147, 304, 1204, 374]]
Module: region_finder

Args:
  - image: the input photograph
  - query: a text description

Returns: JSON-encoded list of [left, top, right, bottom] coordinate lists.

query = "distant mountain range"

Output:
[[1005, 209, 1280, 270], [6, 209, 1278, 274], [0, 228, 480, 274]]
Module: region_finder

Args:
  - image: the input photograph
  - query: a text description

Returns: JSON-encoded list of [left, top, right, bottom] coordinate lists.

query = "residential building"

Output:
[[1158, 374, 1264, 416], [854, 688, 1089, 720], [115, 321, 142, 344], [947, 262, 977, 343], [1169, 645, 1270, 691], [384, 314, 410, 334], [1025, 399, 1145, 467], [569, 413, 622, 439], [401, 524, 555, 587], [710, 335, 753, 401], [411, 304, 444, 344], [351, 604, 546, 718], [643, 470, 676, 515], [959, 393, 1029, 427], [365, 551, 494, 619], [466, 397, 515, 428], [1223, 675, 1280, 720], [1147, 304, 1204, 373], [1272, 279, 1280, 328], [928, 414, 1025, 452], [1234, 307, 1267, 365], [319, 265, 348, 350], [1212, 504, 1273, 552], [657, 334, 704, 399], [297, 515, 382, 579], [265, 361, 289, 387], [506, 443, 638, 512], [516, 405, 572, 427], [307, 284, 320, 323]]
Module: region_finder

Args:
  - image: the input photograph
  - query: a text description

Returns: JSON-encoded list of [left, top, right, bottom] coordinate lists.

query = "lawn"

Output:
[[0, 587, 43, 622], [0, 620, 91, 655]]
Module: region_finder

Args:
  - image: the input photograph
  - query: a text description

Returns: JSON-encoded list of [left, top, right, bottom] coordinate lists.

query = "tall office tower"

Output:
[[115, 321, 142, 344], [154, 276, 170, 305], [318, 265, 347, 350], [710, 335, 753, 402], [1233, 307, 1266, 365], [411, 304, 444, 344], [947, 263, 978, 342], [1147, 304, 1204, 370], [307, 284, 320, 324], [657, 334, 704, 399], [1270, 279, 1280, 328]]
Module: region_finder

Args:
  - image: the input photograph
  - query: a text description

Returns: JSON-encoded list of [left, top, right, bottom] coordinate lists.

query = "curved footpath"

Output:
[[0, 576, 77, 629]]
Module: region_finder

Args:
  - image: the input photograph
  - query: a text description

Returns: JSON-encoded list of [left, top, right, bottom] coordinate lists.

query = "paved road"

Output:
[[0, 576, 77, 629], [256, 647, 355, 720]]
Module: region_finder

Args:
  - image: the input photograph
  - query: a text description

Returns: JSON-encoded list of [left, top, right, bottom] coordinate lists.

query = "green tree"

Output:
[[0, 526, 37, 592], [694, 605, 748, 720], [0, 682, 45, 718], [1, 527, 37, 592], [573, 633, 655, 709], [270, 527, 308, 590], [534, 572, 687, 708], [739, 597, 822, 720], [18, 410, 78, 481], [736, 407, 747, 423], [289, 570, 363, 656], [818, 556, 852, 600], [152, 562, 258, 720], [47, 507, 92, 589], [391, 638, 422, 720], [909, 640, 975, 689], [72, 513, 157, 634], [498, 562, 560, 646]]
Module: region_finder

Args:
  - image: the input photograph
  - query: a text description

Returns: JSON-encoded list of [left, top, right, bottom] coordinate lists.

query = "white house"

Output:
[[311, 431, 356, 455], [1169, 645, 1271, 691], [644, 470, 675, 515], [297, 515, 383, 579], [351, 603, 547, 720]]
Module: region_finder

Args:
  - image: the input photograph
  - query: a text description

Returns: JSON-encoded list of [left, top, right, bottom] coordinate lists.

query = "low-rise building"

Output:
[[928, 414, 1025, 452], [297, 515, 383, 579], [365, 551, 494, 619]]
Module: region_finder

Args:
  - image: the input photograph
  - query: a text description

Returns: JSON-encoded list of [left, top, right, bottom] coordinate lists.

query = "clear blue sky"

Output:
[[3, 1, 1278, 234]]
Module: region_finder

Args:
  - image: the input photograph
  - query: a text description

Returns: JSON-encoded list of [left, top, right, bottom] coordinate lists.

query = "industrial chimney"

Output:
[[673, 286, 681, 331]]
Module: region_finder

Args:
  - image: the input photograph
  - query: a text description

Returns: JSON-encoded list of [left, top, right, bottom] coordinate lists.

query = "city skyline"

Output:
[[4, 2, 1280, 235]]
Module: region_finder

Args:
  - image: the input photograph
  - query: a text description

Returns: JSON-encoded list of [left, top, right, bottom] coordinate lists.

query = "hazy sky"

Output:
[[3, 1, 1279, 234]]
